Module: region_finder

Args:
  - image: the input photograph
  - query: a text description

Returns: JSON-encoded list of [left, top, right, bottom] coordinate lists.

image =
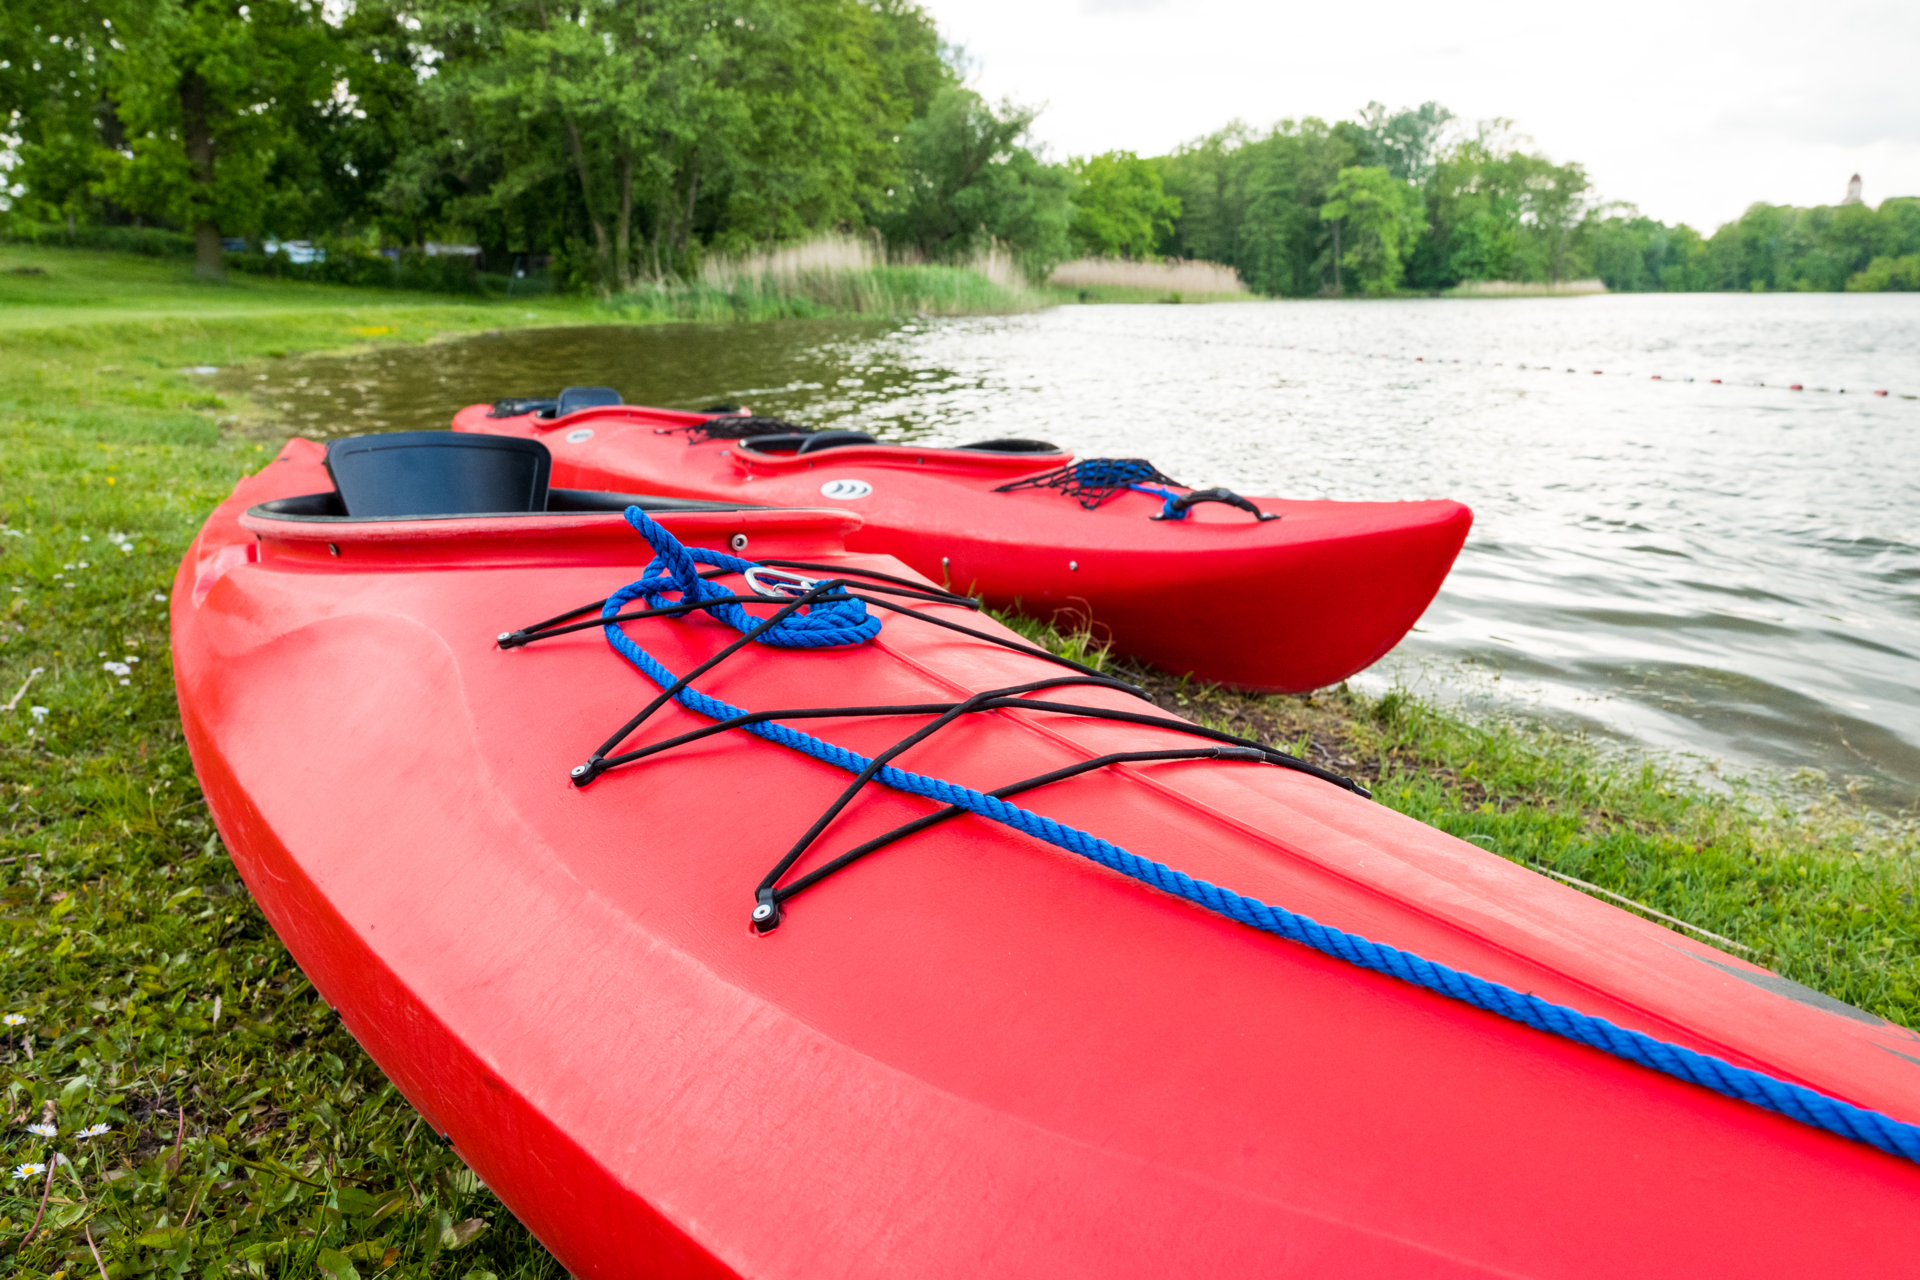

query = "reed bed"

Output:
[[608, 236, 1041, 321], [1447, 279, 1608, 297], [1047, 257, 1248, 297]]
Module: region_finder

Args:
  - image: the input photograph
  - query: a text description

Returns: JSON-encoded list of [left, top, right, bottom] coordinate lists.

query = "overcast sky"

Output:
[[919, 0, 1920, 231]]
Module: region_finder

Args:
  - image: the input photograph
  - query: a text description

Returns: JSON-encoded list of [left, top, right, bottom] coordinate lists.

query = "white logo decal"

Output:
[[565, 428, 594, 444], [820, 478, 873, 500]]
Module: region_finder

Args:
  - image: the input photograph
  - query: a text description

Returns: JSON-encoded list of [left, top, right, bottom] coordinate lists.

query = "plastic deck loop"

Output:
[[596, 510, 1920, 1169], [1128, 482, 1279, 523]]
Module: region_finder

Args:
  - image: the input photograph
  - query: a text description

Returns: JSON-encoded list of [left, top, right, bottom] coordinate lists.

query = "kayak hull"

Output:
[[452, 403, 1472, 692], [173, 441, 1920, 1278]]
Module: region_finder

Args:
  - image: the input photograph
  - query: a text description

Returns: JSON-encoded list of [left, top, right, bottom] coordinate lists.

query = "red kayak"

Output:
[[452, 392, 1471, 692], [175, 433, 1920, 1279]]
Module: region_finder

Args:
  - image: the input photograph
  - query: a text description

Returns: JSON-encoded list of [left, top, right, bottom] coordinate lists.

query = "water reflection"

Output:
[[223, 294, 1920, 809]]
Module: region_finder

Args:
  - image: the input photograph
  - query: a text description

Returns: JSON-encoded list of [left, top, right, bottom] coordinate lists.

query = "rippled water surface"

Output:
[[227, 294, 1920, 805]]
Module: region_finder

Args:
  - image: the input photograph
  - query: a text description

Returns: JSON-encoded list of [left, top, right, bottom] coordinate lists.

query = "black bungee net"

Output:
[[497, 508, 1363, 934]]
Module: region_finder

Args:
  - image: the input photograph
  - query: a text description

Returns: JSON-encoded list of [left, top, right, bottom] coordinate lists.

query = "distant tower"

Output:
[[1842, 174, 1864, 205]]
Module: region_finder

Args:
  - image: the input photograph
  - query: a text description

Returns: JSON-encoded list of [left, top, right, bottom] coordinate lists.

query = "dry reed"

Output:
[[699, 234, 1025, 291], [1447, 279, 1608, 297], [1047, 257, 1248, 295]]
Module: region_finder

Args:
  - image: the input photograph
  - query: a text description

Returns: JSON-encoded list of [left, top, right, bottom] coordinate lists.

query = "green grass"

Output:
[[1, 245, 1916, 1275], [0, 253, 582, 1278]]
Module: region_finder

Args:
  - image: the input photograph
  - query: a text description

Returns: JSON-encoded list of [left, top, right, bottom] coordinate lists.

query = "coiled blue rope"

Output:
[[611, 507, 879, 649], [601, 508, 1920, 1167]]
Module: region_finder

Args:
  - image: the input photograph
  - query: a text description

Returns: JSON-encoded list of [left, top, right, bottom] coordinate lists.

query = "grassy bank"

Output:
[[1, 248, 1916, 1276]]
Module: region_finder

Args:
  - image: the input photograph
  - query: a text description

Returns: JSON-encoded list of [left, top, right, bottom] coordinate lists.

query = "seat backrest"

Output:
[[554, 386, 623, 417], [325, 431, 552, 518], [796, 430, 879, 454], [957, 437, 1062, 454]]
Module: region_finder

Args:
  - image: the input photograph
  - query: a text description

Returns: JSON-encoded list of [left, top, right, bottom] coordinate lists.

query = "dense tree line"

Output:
[[3, 4, 1914, 294], [1581, 199, 1920, 293]]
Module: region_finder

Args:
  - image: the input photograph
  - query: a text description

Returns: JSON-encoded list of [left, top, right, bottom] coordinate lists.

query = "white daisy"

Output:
[[75, 1123, 111, 1140], [11, 1162, 46, 1181], [27, 1123, 56, 1138], [1, 1013, 24, 1026]]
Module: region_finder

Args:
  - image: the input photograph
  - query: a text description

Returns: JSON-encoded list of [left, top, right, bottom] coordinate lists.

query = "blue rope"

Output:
[[611, 507, 879, 649], [1128, 482, 1188, 520], [600, 508, 1920, 1167]]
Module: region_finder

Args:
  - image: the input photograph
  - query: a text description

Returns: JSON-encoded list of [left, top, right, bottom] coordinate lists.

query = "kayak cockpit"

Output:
[[249, 487, 762, 522], [211, 432, 866, 592], [249, 429, 771, 524]]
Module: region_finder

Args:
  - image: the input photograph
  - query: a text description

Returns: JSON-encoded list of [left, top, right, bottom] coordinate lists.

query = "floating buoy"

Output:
[[1592, 370, 1602, 375], [1651, 375, 1662, 380], [1711, 379, 1722, 384], [1876, 389, 1889, 396], [1790, 384, 1803, 391]]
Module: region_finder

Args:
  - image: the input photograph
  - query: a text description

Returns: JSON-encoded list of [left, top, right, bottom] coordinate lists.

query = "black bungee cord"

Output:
[[501, 557, 1367, 929]]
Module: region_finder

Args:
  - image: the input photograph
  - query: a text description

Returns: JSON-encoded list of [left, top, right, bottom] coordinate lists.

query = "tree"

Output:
[[1319, 166, 1423, 295], [1354, 100, 1453, 184], [0, 0, 155, 235], [1066, 151, 1178, 259], [93, 0, 348, 278], [1403, 123, 1588, 289], [879, 86, 1071, 276], [401, 0, 949, 288]]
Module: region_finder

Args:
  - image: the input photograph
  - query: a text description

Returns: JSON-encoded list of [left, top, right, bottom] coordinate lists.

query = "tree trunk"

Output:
[[614, 148, 634, 292], [650, 187, 671, 281], [1331, 220, 1343, 296], [563, 117, 610, 283], [180, 70, 224, 281], [677, 169, 701, 259]]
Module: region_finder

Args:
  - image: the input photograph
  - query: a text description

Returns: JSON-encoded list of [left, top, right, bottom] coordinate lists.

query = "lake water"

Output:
[[225, 293, 1920, 807]]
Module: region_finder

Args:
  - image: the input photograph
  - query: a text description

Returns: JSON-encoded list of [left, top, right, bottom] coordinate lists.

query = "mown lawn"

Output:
[[2, 246, 1916, 1277]]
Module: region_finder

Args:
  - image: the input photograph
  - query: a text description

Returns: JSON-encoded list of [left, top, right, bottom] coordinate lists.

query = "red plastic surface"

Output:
[[452, 403, 1473, 692], [174, 441, 1920, 1278]]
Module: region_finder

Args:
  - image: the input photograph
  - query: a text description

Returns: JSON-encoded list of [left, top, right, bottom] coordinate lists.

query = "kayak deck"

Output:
[[173, 440, 1920, 1278]]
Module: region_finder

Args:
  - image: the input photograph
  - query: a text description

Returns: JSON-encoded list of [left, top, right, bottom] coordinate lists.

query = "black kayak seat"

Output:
[[326, 431, 552, 518], [957, 437, 1062, 453], [799, 430, 878, 453], [740, 430, 878, 455], [553, 386, 623, 417]]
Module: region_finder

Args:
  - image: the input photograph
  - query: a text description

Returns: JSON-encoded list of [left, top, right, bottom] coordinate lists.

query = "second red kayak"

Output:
[[453, 393, 1471, 692]]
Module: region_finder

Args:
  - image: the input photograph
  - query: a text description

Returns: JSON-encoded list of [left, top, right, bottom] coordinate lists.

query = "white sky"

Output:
[[920, 0, 1920, 231]]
